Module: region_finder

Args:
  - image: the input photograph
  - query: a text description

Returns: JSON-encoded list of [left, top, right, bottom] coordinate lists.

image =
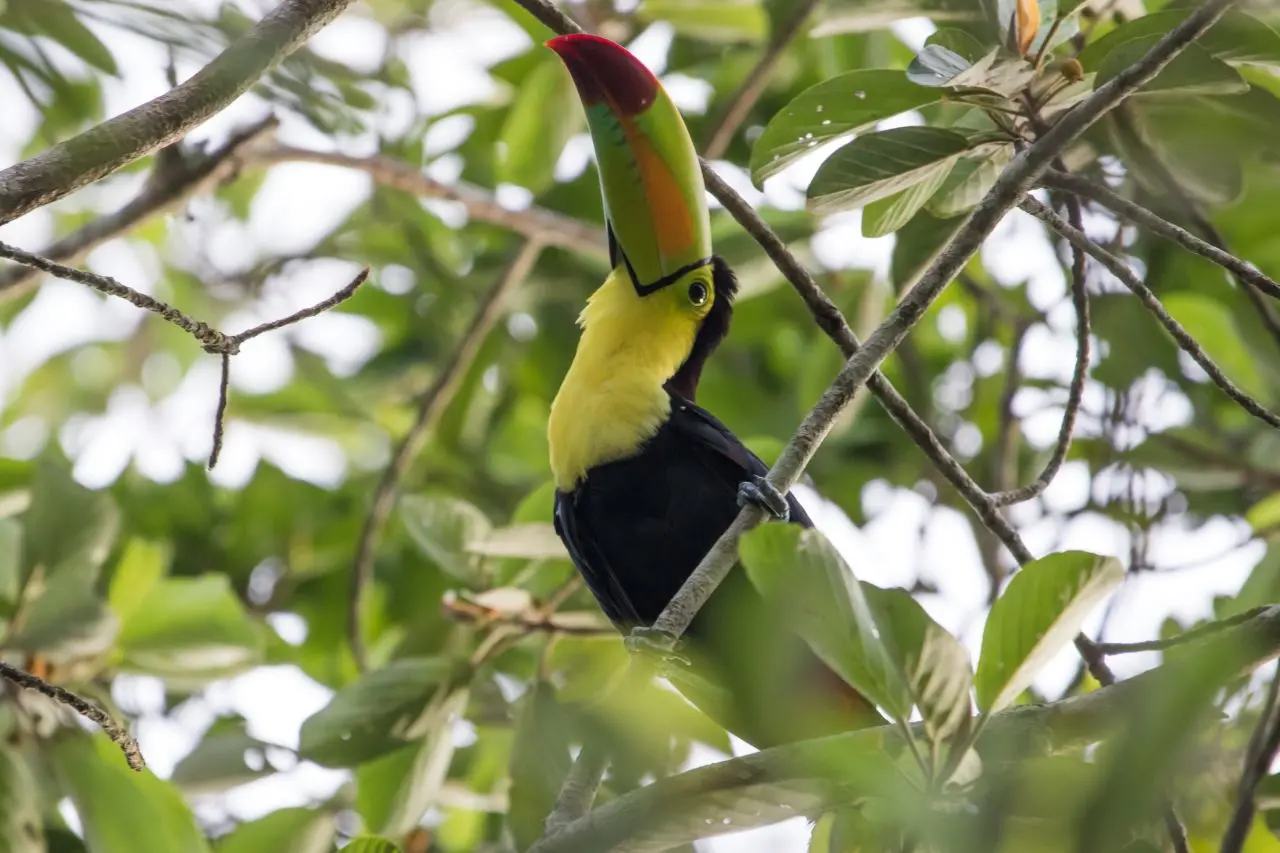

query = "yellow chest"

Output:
[[547, 271, 699, 491]]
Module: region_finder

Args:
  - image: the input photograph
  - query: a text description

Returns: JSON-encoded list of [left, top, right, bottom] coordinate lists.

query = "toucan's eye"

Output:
[[688, 281, 708, 307]]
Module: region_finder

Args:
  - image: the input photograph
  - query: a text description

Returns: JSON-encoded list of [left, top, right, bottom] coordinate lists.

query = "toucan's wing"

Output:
[[554, 490, 643, 626], [665, 396, 813, 529]]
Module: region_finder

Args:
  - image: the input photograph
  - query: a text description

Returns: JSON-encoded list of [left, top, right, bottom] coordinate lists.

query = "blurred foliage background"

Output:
[[3, 0, 1280, 851]]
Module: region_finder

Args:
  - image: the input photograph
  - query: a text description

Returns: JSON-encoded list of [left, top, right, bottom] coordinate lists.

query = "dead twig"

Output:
[[1221, 666, 1280, 853], [0, 661, 144, 771]]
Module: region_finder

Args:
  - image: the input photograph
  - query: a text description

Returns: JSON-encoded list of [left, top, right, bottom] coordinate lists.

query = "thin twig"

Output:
[[1041, 170, 1280, 301], [0, 661, 144, 771], [1020, 196, 1280, 431], [1096, 606, 1272, 655], [207, 267, 369, 466], [989, 194, 1091, 506], [348, 241, 544, 671], [0, 0, 354, 225], [1222, 666, 1280, 853], [702, 0, 822, 160], [253, 147, 607, 258], [0, 241, 234, 352], [0, 117, 278, 301]]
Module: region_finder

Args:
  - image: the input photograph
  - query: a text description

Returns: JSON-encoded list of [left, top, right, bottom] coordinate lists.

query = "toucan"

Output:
[[544, 34, 880, 748]]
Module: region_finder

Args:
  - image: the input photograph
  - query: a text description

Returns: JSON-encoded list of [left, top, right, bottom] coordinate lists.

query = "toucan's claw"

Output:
[[738, 476, 790, 522], [625, 625, 690, 675]]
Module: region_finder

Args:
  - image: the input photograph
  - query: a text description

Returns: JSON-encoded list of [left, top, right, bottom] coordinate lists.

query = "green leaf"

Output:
[[52, 733, 211, 853], [1162, 292, 1266, 399], [8, 562, 117, 659], [975, 550, 1124, 714], [465, 523, 566, 560], [0, 518, 20, 611], [21, 457, 119, 586], [356, 688, 468, 837], [740, 525, 906, 721], [907, 44, 1037, 95], [750, 71, 942, 184], [807, 127, 972, 215], [172, 718, 275, 796], [861, 159, 957, 238], [507, 681, 573, 852], [496, 56, 583, 195], [6, 1, 118, 74], [906, 44, 974, 87], [400, 494, 490, 584], [342, 840, 402, 853], [116, 576, 262, 685], [926, 144, 1013, 217], [298, 657, 457, 767], [1079, 10, 1280, 69], [214, 808, 334, 853], [639, 0, 769, 43], [863, 586, 974, 749], [0, 745, 41, 853], [1096, 40, 1249, 96], [107, 539, 167, 625], [1247, 494, 1280, 534]]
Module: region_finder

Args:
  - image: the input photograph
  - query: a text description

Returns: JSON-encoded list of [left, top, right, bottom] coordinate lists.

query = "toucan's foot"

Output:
[[625, 626, 689, 674], [738, 475, 790, 522]]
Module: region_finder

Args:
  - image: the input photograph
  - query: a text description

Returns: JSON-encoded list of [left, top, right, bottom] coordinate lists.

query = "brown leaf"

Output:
[[1016, 0, 1042, 55]]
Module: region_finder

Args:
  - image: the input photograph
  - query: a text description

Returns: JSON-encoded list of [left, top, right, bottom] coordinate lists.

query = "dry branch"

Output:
[[0, 661, 144, 771], [0, 0, 353, 225]]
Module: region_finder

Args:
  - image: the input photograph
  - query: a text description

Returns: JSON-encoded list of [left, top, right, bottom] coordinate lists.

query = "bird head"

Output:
[[546, 33, 735, 399]]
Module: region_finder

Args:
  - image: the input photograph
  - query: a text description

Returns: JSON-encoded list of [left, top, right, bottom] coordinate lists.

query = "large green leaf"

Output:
[[975, 551, 1124, 714], [1079, 10, 1280, 69], [116, 575, 262, 684], [214, 808, 334, 853], [20, 457, 118, 586], [400, 494, 491, 584], [740, 525, 906, 721], [1096, 40, 1248, 96], [7, 561, 117, 659], [172, 717, 275, 796], [639, 0, 769, 43], [298, 657, 457, 767], [926, 143, 1013, 218], [0, 518, 20, 611], [807, 127, 973, 215], [906, 39, 1037, 96], [52, 734, 211, 853], [106, 538, 166, 625], [749, 70, 942, 183], [507, 681, 573, 852], [0, 744, 40, 853], [497, 55, 583, 195], [860, 159, 957, 238]]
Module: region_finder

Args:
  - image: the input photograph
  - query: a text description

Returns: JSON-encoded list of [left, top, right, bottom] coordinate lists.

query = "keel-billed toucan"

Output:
[[545, 34, 879, 747]]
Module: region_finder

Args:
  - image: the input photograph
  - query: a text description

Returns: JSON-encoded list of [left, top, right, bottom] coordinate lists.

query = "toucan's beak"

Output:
[[547, 34, 711, 292]]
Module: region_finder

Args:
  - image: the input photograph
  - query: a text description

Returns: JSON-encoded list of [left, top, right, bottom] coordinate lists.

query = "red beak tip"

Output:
[[542, 34, 658, 116]]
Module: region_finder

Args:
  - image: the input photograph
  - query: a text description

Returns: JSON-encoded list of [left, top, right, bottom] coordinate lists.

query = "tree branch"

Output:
[[0, 241, 368, 467], [0, 0, 353, 225], [527, 604, 1280, 853], [1019, 196, 1280, 431], [0, 117, 278, 302], [0, 661, 144, 771], [1040, 170, 1280, 301], [701, 0, 822, 160], [1222, 665, 1280, 853], [252, 147, 608, 258], [347, 241, 544, 671], [989, 194, 1091, 507]]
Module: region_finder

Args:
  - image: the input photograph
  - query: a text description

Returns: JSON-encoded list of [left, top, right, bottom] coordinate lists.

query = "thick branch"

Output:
[[1019, 196, 1280, 431], [348, 241, 544, 671], [0, 0, 352, 225], [0, 117, 278, 301], [0, 661, 144, 771], [253, 147, 608, 258], [527, 605, 1280, 853], [702, 0, 822, 160]]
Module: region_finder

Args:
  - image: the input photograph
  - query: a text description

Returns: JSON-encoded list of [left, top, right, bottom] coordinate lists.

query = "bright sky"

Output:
[[0, 2, 1267, 851]]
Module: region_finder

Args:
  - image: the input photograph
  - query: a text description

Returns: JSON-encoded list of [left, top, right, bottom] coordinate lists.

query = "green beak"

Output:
[[547, 34, 712, 295]]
